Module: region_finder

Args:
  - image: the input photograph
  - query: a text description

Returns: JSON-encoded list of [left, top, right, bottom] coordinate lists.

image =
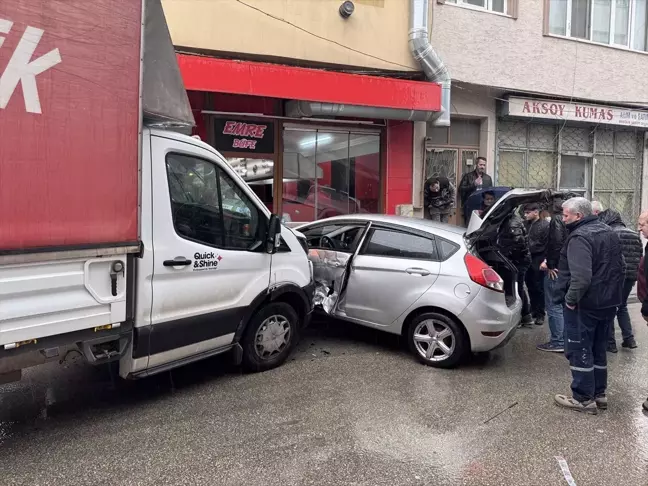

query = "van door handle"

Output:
[[163, 258, 192, 267], [406, 267, 431, 276]]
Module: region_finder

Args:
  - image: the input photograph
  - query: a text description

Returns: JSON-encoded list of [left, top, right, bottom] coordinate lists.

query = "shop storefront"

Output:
[[498, 97, 647, 223], [178, 55, 441, 223], [208, 114, 382, 223]]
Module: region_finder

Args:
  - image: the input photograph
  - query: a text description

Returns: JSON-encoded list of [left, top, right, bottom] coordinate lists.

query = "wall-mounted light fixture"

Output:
[[339, 1, 354, 19]]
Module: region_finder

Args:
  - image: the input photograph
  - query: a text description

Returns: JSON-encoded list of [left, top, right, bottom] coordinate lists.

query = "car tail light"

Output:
[[464, 253, 504, 293]]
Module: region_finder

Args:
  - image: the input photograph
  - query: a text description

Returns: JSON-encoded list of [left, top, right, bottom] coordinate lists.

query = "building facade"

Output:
[[162, 0, 648, 223], [424, 0, 648, 224], [164, 0, 444, 223]]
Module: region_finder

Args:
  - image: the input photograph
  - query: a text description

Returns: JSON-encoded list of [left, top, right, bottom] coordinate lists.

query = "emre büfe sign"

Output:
[[505, 97, 648, 129], [213, 119, 275, 153]]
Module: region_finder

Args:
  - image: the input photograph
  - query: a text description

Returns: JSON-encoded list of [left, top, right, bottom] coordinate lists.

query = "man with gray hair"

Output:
[[553, 197, 625, 414]]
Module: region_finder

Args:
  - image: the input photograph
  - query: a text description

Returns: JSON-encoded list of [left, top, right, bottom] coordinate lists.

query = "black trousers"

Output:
[[517, 265, 531, 317], [525, 257, 546, 319]]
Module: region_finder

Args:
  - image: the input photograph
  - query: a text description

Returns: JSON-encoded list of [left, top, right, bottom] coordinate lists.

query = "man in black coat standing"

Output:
[[553, 197, 624, 415], [458, 157, 492, 226], [538, 198, 568, 353], [595, 203, 642, 352], [523, 203, 550, 326]]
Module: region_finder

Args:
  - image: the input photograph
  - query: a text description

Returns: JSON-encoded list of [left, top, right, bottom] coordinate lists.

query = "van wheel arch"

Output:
[[235, 285, 309, 343]]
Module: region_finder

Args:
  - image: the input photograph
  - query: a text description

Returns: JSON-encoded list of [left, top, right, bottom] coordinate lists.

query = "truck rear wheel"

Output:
[[241, 302, 298, 372]]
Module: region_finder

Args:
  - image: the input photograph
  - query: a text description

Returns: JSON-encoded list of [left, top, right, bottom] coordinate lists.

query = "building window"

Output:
[[282, 128, 381, 223], [496, 121, 644, 224], [445, 0, 508, 14], [548, 0, 648, 52]]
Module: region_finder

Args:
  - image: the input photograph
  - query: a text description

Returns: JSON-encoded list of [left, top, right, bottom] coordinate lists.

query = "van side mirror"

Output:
[[266, 214, 282, 254]]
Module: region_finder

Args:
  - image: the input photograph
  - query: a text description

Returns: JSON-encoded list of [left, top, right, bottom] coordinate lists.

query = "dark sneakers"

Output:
[[607, 343, 619, 353], [622, 337, 638, 349], [554, 395, 598, 415], [537, 342, 564, 353], [518, 314, 534, 328], [643, 398, 648, 412], [534, 316, 545, 326]]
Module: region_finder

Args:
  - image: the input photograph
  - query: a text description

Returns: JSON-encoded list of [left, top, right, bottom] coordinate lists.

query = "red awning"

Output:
[[177, 55, 441, 112]]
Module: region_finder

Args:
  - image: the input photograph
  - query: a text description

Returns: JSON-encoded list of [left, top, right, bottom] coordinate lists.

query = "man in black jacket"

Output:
[[523, 203, 550, 326], [596, 204, 642, 352], [458, 157, 492, 226], [637, 211, 648, 412], [498, 211, 533, 327], [553, 197, 624, 415], [424, 176, 455, 223], [537, 198, 568, 353]]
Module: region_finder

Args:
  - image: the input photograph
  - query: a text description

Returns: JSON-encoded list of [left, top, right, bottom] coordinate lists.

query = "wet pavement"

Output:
[[2, 305, 648, 485]]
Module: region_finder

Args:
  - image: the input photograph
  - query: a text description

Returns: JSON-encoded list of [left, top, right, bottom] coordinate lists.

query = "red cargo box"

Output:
[[0, 0, 141, 251]]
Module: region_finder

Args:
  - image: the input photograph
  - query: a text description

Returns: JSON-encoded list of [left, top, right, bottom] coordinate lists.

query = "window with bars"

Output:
[[548, 0, 648, 52], [496, 121, 644, 223]]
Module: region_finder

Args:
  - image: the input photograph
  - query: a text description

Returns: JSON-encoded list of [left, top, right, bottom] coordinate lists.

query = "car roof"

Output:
[[296, 214, 467, 243]]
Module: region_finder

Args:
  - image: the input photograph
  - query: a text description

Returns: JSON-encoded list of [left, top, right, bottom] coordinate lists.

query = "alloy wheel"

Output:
[[412, 319, 456, 362]]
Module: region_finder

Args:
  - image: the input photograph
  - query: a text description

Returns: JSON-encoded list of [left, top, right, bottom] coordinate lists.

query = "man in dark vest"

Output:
[[553, 197, 624, 415]]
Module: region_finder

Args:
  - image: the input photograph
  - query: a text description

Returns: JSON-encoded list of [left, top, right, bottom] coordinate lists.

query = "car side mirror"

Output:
[[266, 214, 282, 254]]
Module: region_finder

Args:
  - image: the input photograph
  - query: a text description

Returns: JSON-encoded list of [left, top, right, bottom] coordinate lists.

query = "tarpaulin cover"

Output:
[[142, 0, 194, 126], [0, 0, 142, 250]]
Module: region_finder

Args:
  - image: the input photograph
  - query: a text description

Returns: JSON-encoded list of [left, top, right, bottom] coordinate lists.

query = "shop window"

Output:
[[594, 155, 615, 190], [560, 155, 588, 189], [497, 121, 527, 148], [547, 0, 648, 52], [596, 130, 615, 153], [561, 127, 592, 152], [498, 151, 525, 188], [528, 125, 557, 150], [282, 128, 380, 223], [615, 131, 637, 156], [527, 152, 555, 188]]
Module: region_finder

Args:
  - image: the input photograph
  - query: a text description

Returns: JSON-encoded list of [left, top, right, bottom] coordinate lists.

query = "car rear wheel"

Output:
[[241, 302, 298, 372], [408, 312, 467, 369]]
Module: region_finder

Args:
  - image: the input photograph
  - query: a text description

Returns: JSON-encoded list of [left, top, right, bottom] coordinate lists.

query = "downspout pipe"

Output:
[[409, 0, 450, 126]]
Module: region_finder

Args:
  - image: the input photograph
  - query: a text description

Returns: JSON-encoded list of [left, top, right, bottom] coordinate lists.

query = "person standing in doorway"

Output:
[[553, 197, 624, 414], [424, 176, 455, 223], [523, 203, 549, 326], [459, 157, 492, 226], [595, 203, 642, 352], [537, 198, 567, 353]]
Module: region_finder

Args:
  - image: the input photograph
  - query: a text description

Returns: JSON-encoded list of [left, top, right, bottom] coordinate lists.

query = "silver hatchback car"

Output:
[[295, 189, 567, 368]]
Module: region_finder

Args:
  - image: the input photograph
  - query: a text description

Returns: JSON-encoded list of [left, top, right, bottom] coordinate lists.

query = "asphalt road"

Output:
[[2, 305, 648, 486]]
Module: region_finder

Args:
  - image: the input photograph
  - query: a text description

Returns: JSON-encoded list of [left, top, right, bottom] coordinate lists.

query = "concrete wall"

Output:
[[431, 1, 648, 104], [162, 0, 418, 71]]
